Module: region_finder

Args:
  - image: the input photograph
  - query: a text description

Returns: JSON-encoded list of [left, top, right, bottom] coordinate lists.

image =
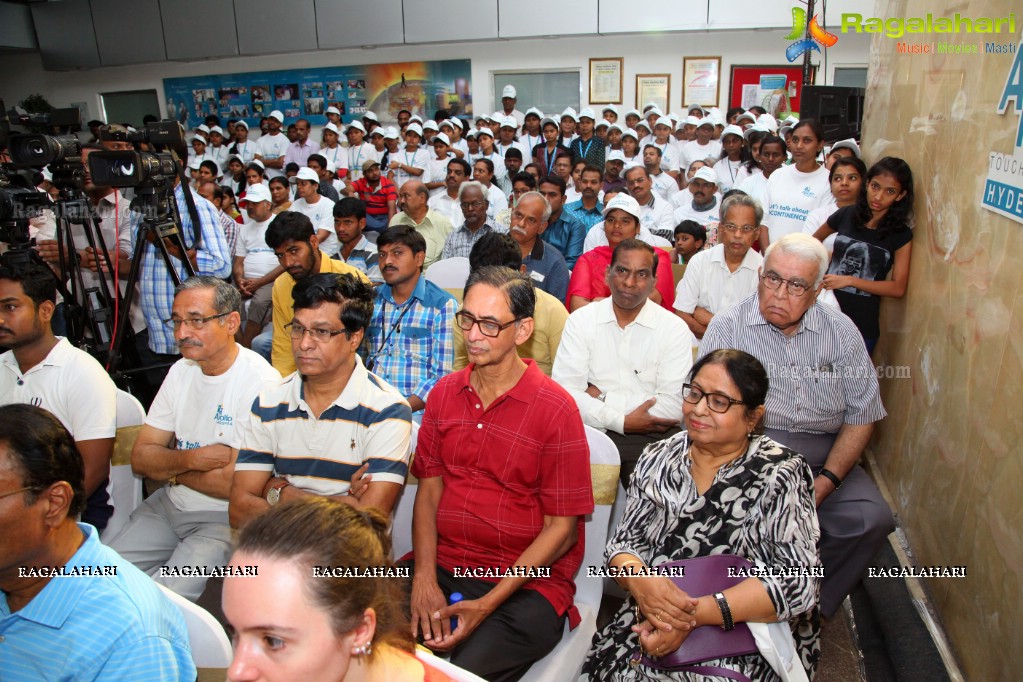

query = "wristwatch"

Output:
[[266, 481, 290, 506]]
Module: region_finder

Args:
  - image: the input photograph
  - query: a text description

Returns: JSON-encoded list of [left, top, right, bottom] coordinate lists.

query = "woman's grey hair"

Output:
[[516, 191, 552, 222], [764, 233, 830, 287], [463, 265, 536, 320], [720, 193, 764, 225], [458, 180, 488, 202], [175, 275, 241, 314]]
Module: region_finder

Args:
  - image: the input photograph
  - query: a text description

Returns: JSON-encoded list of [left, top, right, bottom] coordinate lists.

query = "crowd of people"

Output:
[[0, 88, 918, 681]]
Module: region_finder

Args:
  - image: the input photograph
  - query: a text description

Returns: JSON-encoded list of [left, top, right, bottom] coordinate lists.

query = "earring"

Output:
[[352, 641, 373, 657]]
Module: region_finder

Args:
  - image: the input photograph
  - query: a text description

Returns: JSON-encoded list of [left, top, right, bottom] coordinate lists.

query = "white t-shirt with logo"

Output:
[[146, 347, 280, 513], [763, 164, 835, 242], [235, 217, 278, 278], [290, 196, 338, 256], [257, 133, 290, 179]]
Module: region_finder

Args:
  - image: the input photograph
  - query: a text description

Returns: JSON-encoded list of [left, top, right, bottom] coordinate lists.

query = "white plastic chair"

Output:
[[102, 389, 146, 541], [526, 425, 621, 681], [390, 421, 419, 560], [423, 256, 471, 290], [604, 479, 630, 599], [157, 583, 233, 668]]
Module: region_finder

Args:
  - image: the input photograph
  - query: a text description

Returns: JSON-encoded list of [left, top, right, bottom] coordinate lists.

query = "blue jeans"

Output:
[[252, 330, 273, 362]]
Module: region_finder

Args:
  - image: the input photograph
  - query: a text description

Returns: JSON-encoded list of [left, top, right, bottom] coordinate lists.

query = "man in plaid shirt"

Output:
[[345, 159, 397, 232], [363, 226, 456, 419]]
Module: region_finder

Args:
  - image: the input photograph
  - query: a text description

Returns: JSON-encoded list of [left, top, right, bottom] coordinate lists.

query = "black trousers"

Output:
[[404, 565, 565, 682], [607, 427, 682, 490]]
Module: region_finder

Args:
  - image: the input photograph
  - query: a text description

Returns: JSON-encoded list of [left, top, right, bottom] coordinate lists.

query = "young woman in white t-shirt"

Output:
[[760, 118, 834, 249]]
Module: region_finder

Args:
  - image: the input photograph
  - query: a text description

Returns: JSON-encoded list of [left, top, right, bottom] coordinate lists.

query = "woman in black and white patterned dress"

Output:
[[582, 349, 821, 681]]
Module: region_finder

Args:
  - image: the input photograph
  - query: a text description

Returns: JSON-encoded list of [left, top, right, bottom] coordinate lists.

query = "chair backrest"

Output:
[[423, 256, 471, 290], [157, 583, 233, 668], [671, 263, 687, 288], [576, 425, 621, 607], [103, 390, 147, 541], [390, 421, 419, 561]]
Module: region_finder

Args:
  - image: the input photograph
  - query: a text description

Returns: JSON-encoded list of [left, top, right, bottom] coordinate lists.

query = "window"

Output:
[[492, 71, 580, 117], [833, 68, 867, 89]]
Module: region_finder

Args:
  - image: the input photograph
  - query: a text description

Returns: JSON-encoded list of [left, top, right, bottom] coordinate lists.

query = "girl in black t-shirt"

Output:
[[813, 157, 915, 354]]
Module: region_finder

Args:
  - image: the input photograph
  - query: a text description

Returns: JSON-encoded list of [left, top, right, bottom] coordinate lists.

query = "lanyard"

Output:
[[544, 146, 557, 175], [326, 146, 340, 164], [367, 297, 415, 370], [350, 145, 363, 173], [577, 137, 594, 158]]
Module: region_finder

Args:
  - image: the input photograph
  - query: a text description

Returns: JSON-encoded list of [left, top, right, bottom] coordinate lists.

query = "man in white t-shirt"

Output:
[[234, 184, 285, 347], [672, 166, 721, 227], [290, 167, 338, 256], [674, 193, 764, 340], [254, 110, 290, 179], [107, 277, 280, 600], [681, 119, 722, 170], [228, 120, 256, 167], [0, 263, 117, 533]]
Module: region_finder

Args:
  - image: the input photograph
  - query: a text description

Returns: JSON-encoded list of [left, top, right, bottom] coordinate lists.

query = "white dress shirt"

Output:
[[552, 298, 693, 435], [674, 243, 764, 315]]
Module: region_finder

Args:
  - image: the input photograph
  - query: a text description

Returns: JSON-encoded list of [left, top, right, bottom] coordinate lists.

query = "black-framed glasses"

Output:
[[760, 272, 812, 297], [455, 311, 520, 338], [164, 312, 231, 330], [460, 199, 486, 210], [720, 222, 759, 234], [285, 321, 350, 343], [682, 384, 745, 413]]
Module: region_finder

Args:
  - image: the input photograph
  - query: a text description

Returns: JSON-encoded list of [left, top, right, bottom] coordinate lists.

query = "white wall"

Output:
[[0, 29, 869, 123]]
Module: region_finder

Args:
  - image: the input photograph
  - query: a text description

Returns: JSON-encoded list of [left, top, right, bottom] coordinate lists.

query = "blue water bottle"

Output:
[[448, 592, 463, 633]]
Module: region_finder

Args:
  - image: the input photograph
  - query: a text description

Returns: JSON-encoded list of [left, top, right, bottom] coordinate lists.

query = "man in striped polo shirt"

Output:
[[699, 233, 894, 618], [230, 273, 412, 527]]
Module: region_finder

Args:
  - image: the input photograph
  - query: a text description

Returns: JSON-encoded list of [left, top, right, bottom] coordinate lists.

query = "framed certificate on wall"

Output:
[[636, 74, 670, 112], [589, 58, 624, 104], [682, 56, 721, 107]]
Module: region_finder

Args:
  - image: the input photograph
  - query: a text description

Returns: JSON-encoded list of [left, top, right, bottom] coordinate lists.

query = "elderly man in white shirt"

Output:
[[553, 238, 693, 486], [674, 193, 764, 341]]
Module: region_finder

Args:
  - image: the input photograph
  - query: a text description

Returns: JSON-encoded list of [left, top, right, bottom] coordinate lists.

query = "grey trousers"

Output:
[[106, 486, 234, 602], [765, 428, 895, 617]]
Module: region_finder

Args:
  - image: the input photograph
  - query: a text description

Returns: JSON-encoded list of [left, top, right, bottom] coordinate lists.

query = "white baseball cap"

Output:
[[691, 167, 718, 184], [196, 124, 211, 134], [623, 109, 642, 119], [756, 113, 779, 132], [209, 126, 224, 137], [830, 139, 861, 158], [635, 120, 652, 132], [540, 116, 559, 129], [560, 107, 578, 122], [383, 127, 400, 140], [524, 107, 543, 119], [601, 105, 618, 115], [621, 128, 639, 141], [423, 119, 439, 131], [326, 106, 341, 116], [476, 127, 494, 138], [696, 118, 716, 129], [191, 136, 207, 146], [235, 120, 249, 130], [736, 112, 757, 124], [405, 123, 424, 138], [721, 124, 745, 140], [247, 159, 265, 170], [347, 120, 366, 133], [502, 85, 517, 98], [654, 116, 672, 129], [323, 122, 341, 135], [684, 115, 701, 126], [578, 107, 596, 121], [646, 107, 664, 118], [433, 132, 451, 146], [500, 116, 517, 129], [268, 110, 285, 123], [606, 150, 627, 163], [602, 193, 642, 220], [492, 111, 504, 121], [643, 101, 659, 111], [291, 167, 320, 184], [465, 129, 478, 139], [239, 183, 272, 204], [595, 119, 610, 129], [187, 157, 203, 170], [363, 110, 379, 122]]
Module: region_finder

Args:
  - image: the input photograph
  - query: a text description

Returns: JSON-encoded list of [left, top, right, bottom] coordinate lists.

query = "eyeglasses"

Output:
[[164, 312, 231, 330], [460, 200, 486, 210], [285, 321, 350, 343], [682, 384, 745, 413], [720, 223, 759, 234], [0, 486, 40, 501], [760, 272, 812, 297], [455, 311, 520, 338]]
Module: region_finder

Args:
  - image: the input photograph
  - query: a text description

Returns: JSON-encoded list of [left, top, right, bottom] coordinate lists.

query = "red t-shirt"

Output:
[[566, 245, 676, 311], [351, 176, 397, 216], [411, 360, 594, 627]]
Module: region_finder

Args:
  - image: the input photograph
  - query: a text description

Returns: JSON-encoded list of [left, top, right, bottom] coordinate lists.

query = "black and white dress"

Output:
[[582, 433, 821, 681]]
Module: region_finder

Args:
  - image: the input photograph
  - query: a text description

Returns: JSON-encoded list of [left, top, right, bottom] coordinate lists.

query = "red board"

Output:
[[729, 65, 816, 115]]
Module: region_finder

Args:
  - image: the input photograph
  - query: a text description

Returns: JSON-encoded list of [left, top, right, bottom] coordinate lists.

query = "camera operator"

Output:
[[34, 144, 147, 338], [129, 155, 232, 391]]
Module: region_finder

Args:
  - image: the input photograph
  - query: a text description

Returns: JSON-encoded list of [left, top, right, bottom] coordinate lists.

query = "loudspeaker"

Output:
[[800, 86, 865, 141]]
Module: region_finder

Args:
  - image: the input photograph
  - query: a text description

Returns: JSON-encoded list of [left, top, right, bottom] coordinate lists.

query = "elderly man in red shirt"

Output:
[[407, 265, 593, 682], [344, 159, 397, 232]]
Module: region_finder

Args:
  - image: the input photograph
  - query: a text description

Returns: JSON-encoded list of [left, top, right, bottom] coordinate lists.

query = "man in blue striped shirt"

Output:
[[0, 404, 194, 681], [365, 226, 457, 418], [699, 233, 893, 618]]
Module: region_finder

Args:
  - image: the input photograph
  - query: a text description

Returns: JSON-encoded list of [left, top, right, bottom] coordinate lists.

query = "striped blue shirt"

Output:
[[130, 185, 233, 354], [363, 276, 457, 406], [0, 523, 195, 681], [698, 294, 886, 434], [236, 356, 413, 495]]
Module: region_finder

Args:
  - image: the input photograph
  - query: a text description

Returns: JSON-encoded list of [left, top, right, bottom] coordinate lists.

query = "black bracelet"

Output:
[[714, 591, 734, 631], [819, 468, 843, 490]]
